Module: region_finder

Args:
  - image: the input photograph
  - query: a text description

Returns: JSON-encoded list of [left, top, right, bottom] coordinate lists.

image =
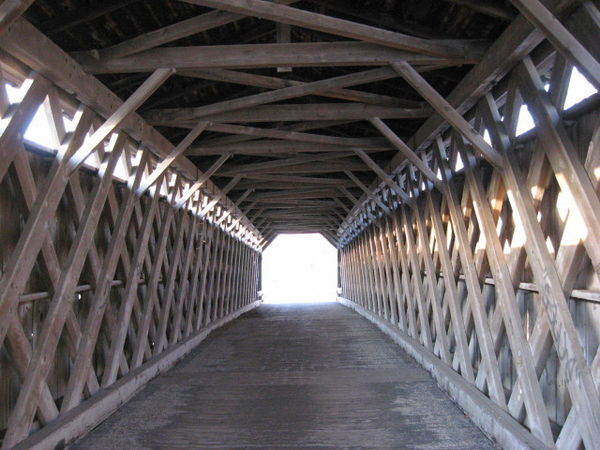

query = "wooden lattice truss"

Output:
[[0, 0, 598, 448]]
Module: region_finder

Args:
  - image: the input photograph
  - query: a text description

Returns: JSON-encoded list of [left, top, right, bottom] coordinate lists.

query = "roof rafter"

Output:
[[181, 0, 489, 58]]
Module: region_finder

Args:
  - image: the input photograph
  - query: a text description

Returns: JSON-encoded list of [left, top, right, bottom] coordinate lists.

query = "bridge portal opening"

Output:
[[261, 233, 337, 304]]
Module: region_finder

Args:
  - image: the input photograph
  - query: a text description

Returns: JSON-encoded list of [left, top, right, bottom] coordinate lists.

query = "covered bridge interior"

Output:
[[0, 0, 599, 448]]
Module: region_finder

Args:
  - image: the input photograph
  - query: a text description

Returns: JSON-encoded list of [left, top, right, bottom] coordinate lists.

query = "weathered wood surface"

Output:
[[0, 67, 262, 447], [340, 103, 600, 448], [72, 304, 495, 449]]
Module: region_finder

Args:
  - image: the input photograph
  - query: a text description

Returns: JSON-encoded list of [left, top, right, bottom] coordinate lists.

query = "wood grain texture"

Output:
[[73, 304, 495, 449]]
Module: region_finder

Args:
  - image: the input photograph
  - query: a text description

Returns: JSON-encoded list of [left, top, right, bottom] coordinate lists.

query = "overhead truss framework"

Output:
[[0, 0, 598, 448]]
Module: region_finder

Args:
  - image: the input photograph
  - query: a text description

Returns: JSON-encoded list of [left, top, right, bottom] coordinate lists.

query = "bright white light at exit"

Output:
[[262, 233, 337, 304]]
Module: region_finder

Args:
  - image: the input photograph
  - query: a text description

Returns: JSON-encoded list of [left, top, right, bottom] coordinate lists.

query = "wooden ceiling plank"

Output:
[[188, 141, 389, 156], [0, 0, 35, 33], [152, 103, 430, 126], [441, 0, 516, 21], [221, 161, 372, 176], [196, 120, 355, 148], [180, 68, 423, 107], [235, 174, 353, 187], [180, 0, 488, 59], [40, 0, 141, 34], [74, 0, 299, 61], [217, 152, 356, 175], [145, 67, 399, 123], [198, 120, 354, 146], [202, 122, 391, 150], [81, 41, 473, 73]]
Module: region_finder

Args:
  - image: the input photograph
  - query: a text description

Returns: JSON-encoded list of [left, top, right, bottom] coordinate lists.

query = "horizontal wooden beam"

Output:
[[188, 140, 389, 156], [218, 153, 369, 176], [181, 0, 488, 59], [180, 68, 422, 107], [80, 41, 476, 74], [222, 161, 373, 175], [441, 0, 516, 21], [148, 102, 430, 126], [202, 122, 390, 149], [233, 175, 354, 188], [73, 0, 299, 60], [0, 0, 35, 33], [250, 189, 346, 201], [145, 67, 401, 124], [196, 120, 355, 148]]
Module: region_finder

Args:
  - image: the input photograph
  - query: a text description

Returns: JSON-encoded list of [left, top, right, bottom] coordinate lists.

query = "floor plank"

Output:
[[73, 303, 496, 449]]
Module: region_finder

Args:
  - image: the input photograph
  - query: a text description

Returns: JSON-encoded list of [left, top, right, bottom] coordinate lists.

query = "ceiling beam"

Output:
[[145, 67, 399, 124], [73, 0, 299, 61], [79, 41, 477, 73], [181, 0, 488, 59], [41, 0, 140, 34], [217, 152, 364, 175], [202, 122, 391, 149], [0, 0, 35, 33], [250, 188, 346, 201], [441, 0, 517, 21], [196, 120, 355, 147], [148, 102, 430, 126], [180, 68, 423, 107], [233, 174, 353, 187], [188, 140, 389, 156]]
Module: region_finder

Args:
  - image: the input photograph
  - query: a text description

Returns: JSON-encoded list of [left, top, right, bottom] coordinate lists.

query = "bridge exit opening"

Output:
[[261, 233, 337, 304]]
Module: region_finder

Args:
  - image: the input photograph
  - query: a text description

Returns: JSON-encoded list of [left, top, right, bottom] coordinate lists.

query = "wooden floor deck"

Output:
[[73, 303, 495, 449]]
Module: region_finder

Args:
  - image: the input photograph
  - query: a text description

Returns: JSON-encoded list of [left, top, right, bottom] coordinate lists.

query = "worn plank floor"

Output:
[[73, 303, 496, 449]]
